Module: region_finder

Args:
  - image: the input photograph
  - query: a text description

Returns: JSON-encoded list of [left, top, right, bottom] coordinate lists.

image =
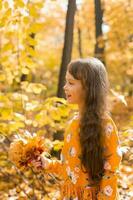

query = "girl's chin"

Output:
[[66, 98, 75, 104]]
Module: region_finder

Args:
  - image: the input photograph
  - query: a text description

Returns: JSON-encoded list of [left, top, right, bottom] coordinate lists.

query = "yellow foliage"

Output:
[[0, 123, 9, 134], [14, 0, 25, 8], [14, 112, 25, 121], [9, 121, 25, 132], [53, 140, 64, 151], [27, 36, 37, 46], [22, 16, 29, 25], [24, 83, 47, 94], [3, 1, 9, 9], [22, 57, 36, 69], [26, 47, 37, 57], [0, 108, 13, 120], [0, 73, 6, 81], [28, 23, 43, 33], [0, 1, 2, 10], [21, 67, 30, 75], [28, 4, 38, 17]]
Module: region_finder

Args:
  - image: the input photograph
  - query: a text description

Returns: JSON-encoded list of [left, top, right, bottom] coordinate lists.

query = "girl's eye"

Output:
[[64, 80, 74, 85], [69, 82, 74, 85]]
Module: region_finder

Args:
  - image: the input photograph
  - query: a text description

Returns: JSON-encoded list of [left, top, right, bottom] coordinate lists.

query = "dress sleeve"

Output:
[[42, 156, 63, 177], [97, 117, 122, 199]]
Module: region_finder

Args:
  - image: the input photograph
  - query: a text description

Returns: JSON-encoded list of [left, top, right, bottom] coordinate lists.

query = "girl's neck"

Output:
[[78, 104, 85, 120]]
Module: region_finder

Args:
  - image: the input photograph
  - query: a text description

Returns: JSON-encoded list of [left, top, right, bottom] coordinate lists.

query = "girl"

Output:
[[34, 58, 122, 200]]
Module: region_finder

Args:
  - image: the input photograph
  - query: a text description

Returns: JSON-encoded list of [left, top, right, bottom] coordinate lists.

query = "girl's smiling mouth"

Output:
[[65, 93, 71, 98]]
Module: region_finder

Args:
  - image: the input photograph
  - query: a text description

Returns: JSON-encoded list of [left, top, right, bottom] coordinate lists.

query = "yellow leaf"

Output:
[[0, 123, 9, 134], [2, 43, 13, 52], [25, 119, 32, 125], [28, 37, 37, 46], [4, 8, 12, 17], [25, 83, 47, 94], [0, 2, 2, 10], [9, 121, 25, 132], [28, 23, 42, 33], [50, 109, 61, 121], [14, 0, 25, 8], [29, 6, 38, 17], [35, 2, 44, 9], [11, 92, 29, 102], [35, 112, 52, 127], [0, 134, 5, 143], [0, 19, 6, 27], [4, 1, 9, 9], [0, 108, 13, 120], [25, 101, 39, 111], [32, 85, 42, 94], [1, 55, 8, 63], [23, 16, 29, 24], [32, 83, 47, 94], [23, 57, 36, 68], [14, 113, 25, 121], [21, 81, 29, 90], [21, 67, 30, 75], [33, 121, 38, 127], [53, 140, 64, 151], [0, 73, 6, 81], [26, 47, 36, 57], [15, 77, 21, 83]]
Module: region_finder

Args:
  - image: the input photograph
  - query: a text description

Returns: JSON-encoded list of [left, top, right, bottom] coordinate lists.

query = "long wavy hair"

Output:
[[67, 57, 109, 184]]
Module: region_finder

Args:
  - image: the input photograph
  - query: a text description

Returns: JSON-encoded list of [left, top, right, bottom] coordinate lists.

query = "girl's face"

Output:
[[63, 71, 86, 107]]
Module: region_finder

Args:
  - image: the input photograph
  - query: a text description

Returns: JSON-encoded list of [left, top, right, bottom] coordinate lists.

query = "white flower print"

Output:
[[66, 166, 71, 176], [85, 186, 91, 189], [105, 123, 114, 137], [104, 161, 111, 170], [66, 166, 79, 184], [74, 166, 80, 172], [66, 133, 71, 143], [104, 185, 113, 196], [63, 197, 69, 200], [69, 147, 76, 157], [70, 171, 79, 184], [73, 197, 79, 200], [66, 160, 69, 164]]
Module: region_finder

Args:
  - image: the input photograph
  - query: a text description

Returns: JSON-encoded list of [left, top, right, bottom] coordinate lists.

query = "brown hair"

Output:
[[67, 57, 109, 184]]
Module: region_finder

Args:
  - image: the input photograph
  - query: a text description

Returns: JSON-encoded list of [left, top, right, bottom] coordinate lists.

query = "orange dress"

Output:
[[44, 114, 122, 200]]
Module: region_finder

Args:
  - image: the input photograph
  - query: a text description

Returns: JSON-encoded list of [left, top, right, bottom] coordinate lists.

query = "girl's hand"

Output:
[[31, 157, 43, 171], [40, 152, 51, 169]]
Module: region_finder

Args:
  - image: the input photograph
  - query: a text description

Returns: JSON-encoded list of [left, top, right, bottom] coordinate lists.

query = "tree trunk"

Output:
[[57, 0, 76, 98], [94, 0, 105, 64], [77, 26, 83, 58]]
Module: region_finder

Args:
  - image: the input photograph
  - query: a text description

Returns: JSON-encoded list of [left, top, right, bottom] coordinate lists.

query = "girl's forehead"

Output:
[[65, 71, 75, 80]]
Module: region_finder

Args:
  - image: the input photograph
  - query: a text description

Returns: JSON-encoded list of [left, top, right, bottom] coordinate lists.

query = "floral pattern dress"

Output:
[[44, 114, 122, 200]]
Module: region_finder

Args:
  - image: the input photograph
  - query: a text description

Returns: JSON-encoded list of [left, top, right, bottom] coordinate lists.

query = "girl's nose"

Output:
[[63, 84, 68, 93], [63, 84, 66, 90]]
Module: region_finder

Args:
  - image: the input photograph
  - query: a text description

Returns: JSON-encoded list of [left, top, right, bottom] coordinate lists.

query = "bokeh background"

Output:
[[0, 0, 132, 199]]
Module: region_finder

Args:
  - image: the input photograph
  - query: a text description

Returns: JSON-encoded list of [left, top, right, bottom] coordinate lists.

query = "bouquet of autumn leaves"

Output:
[[8, 131, 52, 170]]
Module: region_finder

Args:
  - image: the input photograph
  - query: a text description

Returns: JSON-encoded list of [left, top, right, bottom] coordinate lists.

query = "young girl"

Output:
[[34, 58, 122, 200]]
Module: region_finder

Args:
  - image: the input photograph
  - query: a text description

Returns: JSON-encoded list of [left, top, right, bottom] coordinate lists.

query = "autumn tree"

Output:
[[94, 0, 105, 63], [76, 9, 83, 58], [57, 0, 76, 98]]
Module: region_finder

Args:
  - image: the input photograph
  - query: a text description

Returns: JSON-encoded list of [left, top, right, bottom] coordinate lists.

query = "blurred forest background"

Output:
[[0, 0, 132, 199]]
